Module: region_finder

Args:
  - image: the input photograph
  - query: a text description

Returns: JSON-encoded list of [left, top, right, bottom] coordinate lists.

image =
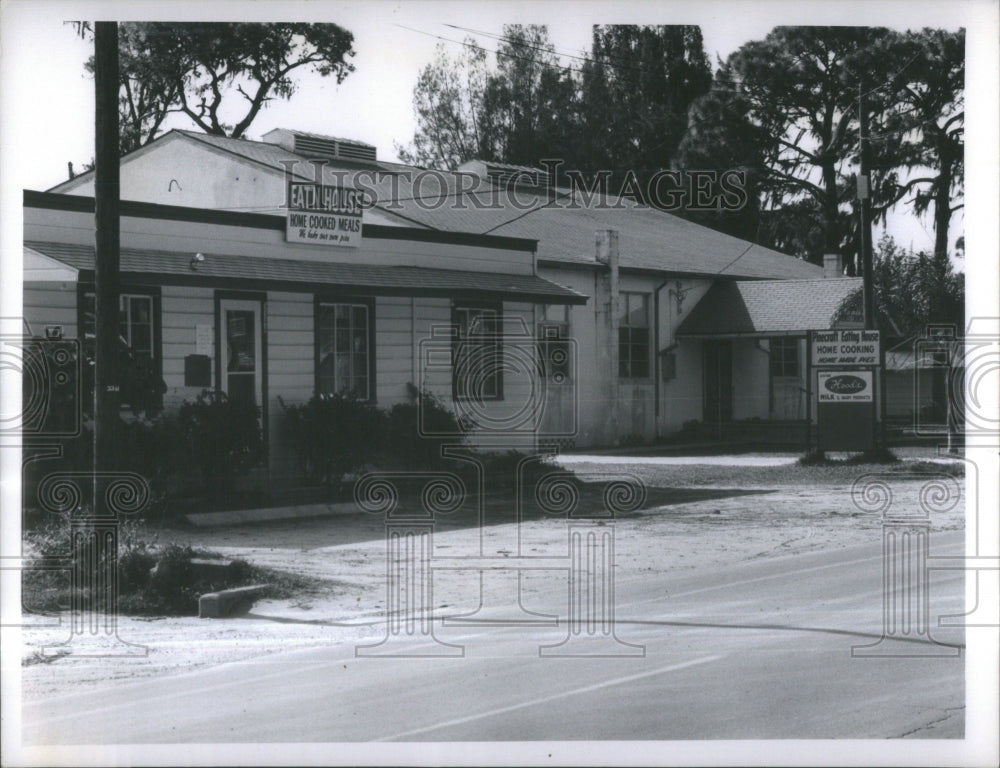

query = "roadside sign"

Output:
[[810, 329, 880, 366], [817, 370, 874, 403], [816, 367, 876, 451]]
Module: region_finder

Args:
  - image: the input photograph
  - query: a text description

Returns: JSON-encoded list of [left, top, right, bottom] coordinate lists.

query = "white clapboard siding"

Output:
[[462, 302, 539, 449], [412, 297, 452, 402], [375, 295, 414, 406], [266, 292, 314, 481], [161, 286, 214, 409], [23, 282, 78, 338]]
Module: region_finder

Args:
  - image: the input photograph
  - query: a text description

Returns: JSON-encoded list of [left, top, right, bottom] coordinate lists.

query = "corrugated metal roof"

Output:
[[676, 278, 864, 335], [24, 241, 588, 304], [137, 132, 822, 280]]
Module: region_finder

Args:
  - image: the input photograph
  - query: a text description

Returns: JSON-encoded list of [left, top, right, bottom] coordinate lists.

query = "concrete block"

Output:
[[198, 584, 269, 618]]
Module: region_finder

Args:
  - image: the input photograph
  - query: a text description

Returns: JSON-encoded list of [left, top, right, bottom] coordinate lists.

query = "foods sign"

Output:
[[810, 329, 880, 366], [286, 181, 363, 247], [818, 370, 874, 402]]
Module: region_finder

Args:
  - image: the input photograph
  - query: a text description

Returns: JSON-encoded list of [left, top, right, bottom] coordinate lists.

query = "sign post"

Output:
[[810, 330, 881, 453]]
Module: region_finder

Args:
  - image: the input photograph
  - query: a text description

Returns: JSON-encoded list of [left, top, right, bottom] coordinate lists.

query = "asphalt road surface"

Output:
[[22, 530, 966, 743]]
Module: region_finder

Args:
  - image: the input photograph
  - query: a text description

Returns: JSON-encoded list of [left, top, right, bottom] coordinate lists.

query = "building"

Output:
[[23, 190, 589, 488], [38, 128, 865, 460]]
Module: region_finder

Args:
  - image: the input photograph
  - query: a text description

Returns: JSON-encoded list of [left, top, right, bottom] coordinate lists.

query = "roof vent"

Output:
[[263, 128, 377, 164], [457, 159, 549, 191]]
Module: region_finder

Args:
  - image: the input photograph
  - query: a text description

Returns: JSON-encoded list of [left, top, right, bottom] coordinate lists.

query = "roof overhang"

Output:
[[25, 241, 588, 305]]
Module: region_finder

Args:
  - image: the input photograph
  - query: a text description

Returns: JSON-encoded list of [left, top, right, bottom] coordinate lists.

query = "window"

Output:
[[769, 337, 800, 377], [316, 302, 372, 400], [618, 292, 650, 379], [538, 304, 571, 383], [453, 304, 502, 400], [79, 288, 161, 412], [82, 293, 154, 357]]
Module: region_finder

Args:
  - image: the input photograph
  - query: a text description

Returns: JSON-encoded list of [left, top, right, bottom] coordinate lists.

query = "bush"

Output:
[[386, 383, 472, 469], [23, 512, 265, 617], [21, 414, 191, 521], [280, 394, 388, 488], [177, 390, 264, 496]]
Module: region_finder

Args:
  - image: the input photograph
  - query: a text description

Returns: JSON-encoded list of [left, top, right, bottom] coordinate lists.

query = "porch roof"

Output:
[[676, 278, 864, 337], [24, 241, 588, 305]]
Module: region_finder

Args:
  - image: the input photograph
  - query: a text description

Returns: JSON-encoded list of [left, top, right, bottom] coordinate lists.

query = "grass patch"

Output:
[[20, 513, 321, 618]]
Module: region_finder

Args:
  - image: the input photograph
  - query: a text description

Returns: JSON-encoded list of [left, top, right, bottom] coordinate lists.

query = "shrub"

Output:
[[23, 511, 266, 617], [279, 394, 388, 488], [386, 383, 472, 469], [177, 390, 264, 496], [21, 414, 191, 521]]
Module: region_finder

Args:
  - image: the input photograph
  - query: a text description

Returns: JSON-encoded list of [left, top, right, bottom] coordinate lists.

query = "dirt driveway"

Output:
[[20, 454, 966, 699]]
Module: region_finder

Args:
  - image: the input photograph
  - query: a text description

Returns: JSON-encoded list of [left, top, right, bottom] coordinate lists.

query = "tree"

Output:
[[398, 23, 712, 185], [839, 234, 964, 335], [81, 22, 356, 154], [578, 25, 712, 197], [482, 25, 579, 165], [872, 29, 964, 261], [396, 42, 491, 169], [673, 64, 768, 240], [678, 27, 899, 266], [398, 25, 577, 169]]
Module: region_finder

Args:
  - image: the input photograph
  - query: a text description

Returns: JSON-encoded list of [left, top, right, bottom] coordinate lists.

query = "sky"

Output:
[[0, 0, 987, 258]]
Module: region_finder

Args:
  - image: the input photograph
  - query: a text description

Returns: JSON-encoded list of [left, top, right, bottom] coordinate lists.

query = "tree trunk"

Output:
[[933, 136, 954, 261]]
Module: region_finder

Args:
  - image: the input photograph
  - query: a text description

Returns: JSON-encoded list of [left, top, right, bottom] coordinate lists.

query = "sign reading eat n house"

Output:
[[286, 181, 363, 247]]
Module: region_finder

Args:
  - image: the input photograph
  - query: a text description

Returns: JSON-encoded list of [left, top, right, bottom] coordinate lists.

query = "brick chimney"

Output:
[[823, 253, 843, 278]]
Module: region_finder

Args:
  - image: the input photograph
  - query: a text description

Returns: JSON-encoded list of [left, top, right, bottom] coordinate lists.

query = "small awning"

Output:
[[23, 245, 79, 282], [676, 278, 864, 337], [25, 241, 588, 305]]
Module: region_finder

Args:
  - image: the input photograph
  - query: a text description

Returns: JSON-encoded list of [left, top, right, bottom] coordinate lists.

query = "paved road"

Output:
[[22, 531, 966, 743]]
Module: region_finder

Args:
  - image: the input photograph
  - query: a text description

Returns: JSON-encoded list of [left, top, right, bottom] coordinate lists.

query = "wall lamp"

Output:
[[668, 280, 691, 315]]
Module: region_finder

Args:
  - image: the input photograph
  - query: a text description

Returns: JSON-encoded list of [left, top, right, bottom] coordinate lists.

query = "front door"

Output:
[[703, 340, 733, 425], [219, 297, 264, 409]]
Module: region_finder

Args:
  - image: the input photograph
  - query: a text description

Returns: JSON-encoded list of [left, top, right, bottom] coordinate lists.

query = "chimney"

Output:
[[823, 253, 843, 278]]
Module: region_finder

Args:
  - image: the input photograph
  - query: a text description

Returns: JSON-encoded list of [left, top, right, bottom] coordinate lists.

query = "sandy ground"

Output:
[[19, 457, 966, 701]]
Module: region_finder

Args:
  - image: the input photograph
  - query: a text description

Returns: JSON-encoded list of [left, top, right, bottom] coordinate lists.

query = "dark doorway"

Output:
[[703, 340, 733, 427]]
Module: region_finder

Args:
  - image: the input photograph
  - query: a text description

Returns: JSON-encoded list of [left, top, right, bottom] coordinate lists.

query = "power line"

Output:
[[442, 22, 688, 78], [393, 22, 704, 160]]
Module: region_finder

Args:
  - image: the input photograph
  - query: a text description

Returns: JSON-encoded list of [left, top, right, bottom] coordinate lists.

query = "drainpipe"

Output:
[[595, 231, 619, 446], [653, 277, 671, 437]]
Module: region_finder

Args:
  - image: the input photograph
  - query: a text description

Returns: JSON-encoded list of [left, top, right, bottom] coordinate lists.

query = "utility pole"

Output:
[[858, 85, 875, 331], [858, 84, 886, 452], [94, 21, 121, 482]]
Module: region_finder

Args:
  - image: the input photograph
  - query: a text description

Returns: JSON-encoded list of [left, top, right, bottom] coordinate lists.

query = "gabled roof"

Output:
[[676, 278, 864, 336], [25, 241, 587, 304], [48, 129, 823, 280]]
